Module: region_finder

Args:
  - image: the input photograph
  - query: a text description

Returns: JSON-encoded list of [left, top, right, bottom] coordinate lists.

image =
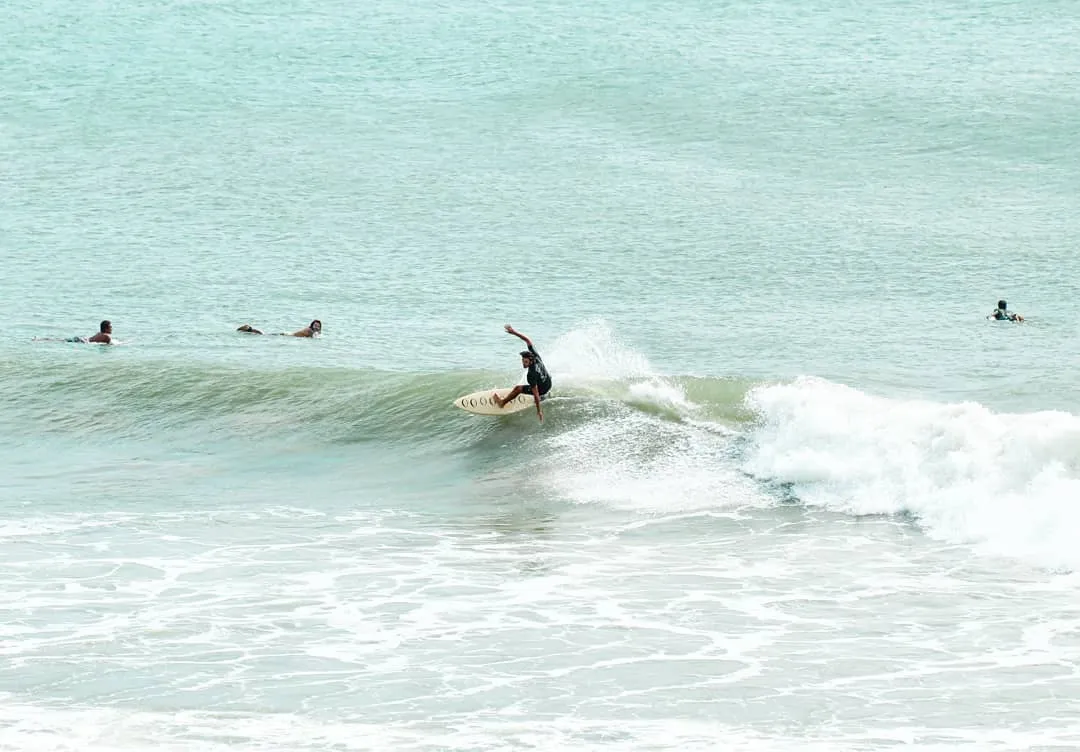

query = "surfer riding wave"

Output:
[[493, 324, 551, 422]]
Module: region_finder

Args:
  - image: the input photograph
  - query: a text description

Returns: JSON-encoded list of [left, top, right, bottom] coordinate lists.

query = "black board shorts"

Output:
[[522, 382, 552, 398]]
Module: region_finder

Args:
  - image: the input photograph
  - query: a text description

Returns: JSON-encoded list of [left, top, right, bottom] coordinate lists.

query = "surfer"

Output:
[[35, 320, 114, 344], [989, 300, 1024, 322], [86, 320, 113, 343], [236, 320, 322, 337], [289, 320, 322, 337], [69, 320, 113, 343], [492, 324, 551, 422]]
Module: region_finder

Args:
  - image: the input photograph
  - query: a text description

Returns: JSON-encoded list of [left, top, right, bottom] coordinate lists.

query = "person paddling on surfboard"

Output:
[[493, 324, 551, 422], [237, 320, 322, 337], [36, 319, 114, 344], [85, 320, 113, 344]]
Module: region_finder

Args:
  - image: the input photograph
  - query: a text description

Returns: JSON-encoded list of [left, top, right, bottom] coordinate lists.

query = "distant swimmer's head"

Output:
[[100, 320, 112, 334], [997, 300, 1008, 310], [309, 320, 322, 334]]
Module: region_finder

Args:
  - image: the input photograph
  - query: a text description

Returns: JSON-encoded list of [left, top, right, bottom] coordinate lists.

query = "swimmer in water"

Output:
[[237, 320, 322, 337], [988, 300, 1024, 322]]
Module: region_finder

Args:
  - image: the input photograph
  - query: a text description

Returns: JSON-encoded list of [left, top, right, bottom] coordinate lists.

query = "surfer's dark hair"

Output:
[[99, 320, 111, 332], [997, 300, 1007, 309], [520, 350, 533, 359]]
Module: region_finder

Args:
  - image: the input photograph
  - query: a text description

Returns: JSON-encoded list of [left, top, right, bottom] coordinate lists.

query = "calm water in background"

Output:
[[3, 0, 1080, 749]]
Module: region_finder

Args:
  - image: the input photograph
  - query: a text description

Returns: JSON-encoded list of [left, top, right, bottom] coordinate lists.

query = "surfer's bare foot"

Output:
[[491, 392, 503, 408]]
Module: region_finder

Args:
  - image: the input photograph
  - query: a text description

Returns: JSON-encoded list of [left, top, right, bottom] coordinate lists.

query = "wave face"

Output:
[[7, 322, 1080, 569], [2, 321, 755, 446], [2, 356, 501, 446]]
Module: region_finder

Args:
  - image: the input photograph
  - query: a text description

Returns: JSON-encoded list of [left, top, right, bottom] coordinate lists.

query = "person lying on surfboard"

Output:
[[237, 320, 322, 337], [36, 319, 114, 344], [492, 324, 552, 422], [84, 320, 113, 343], [289, 320, 322, 337]]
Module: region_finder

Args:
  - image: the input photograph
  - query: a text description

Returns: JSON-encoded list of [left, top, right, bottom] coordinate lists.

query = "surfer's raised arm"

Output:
[[504, 324, 532, 348]]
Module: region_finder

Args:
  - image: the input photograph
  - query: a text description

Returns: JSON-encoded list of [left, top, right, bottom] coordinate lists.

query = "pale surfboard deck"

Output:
[[454, 388, 534, 416]]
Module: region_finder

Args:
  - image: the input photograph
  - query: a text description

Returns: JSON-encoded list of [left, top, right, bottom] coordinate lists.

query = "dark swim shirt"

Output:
[[523, 344, 552, 394]]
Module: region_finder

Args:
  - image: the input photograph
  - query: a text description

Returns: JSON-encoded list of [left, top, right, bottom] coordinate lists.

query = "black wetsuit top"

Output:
[[524, 344, 552, 396], [992, 309, 1017, 321]]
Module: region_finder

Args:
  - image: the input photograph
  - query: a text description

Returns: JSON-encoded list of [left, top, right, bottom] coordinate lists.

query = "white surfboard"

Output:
[[454, 387, 534, 416]]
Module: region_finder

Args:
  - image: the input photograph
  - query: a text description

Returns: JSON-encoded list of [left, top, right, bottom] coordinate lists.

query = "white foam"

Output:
[[542, 319, 658, 384], [1, 701, 1077, 751], [538, 319, 696, 417], [745, 377, 1080, 569], [626, 379, 694, 411], [542, 405, 762, 512], [3, 504, 1080, 751], [530, 321, 757, 511], [0, 514, 133, 541]]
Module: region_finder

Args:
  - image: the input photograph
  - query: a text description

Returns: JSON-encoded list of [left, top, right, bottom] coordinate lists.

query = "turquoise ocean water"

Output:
[[3, 0, 1080, 749]]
